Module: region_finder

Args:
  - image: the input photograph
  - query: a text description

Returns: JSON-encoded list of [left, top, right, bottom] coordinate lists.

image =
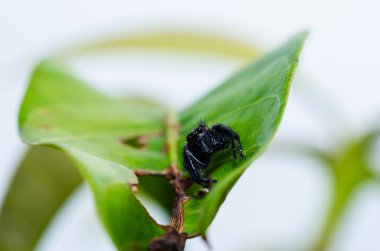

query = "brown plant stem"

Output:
[[167, 164, 190, 233], [134, 111, 191, 251]]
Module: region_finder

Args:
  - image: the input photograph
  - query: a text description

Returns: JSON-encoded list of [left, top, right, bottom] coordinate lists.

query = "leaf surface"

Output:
[[18, 62, 167, 250], [16, 32, 307, 249], [179, 32, 308, 234], [9, 31, 260, 251]]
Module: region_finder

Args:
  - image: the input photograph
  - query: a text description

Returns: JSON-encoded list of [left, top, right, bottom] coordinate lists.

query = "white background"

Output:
[[1, 1, 380, 250]]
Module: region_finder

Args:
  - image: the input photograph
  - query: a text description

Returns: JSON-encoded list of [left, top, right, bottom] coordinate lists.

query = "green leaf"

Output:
[[13, 31, 260, 250], [0, 146, 82, 251], [179, 31, 308, 235], [16, 31, 307, 249], [19, 62, 169, 171], [18, 62, 167, 250]]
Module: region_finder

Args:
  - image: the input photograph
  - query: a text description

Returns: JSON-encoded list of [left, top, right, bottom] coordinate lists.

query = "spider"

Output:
[[183, 120, 244, 188]]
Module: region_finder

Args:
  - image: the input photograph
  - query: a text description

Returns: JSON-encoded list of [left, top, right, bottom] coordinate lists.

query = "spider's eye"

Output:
[[196, 127, 203, 133], [187, 132, 196, 139]]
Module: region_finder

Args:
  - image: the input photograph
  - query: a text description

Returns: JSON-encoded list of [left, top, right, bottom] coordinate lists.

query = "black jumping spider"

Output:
[[183, 121, 244, 188]]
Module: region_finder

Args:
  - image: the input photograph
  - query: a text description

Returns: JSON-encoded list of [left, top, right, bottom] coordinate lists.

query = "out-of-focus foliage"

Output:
[[0, 146, 82, 251], [307, 130, 380, 251], [61, 32, 259, 60]]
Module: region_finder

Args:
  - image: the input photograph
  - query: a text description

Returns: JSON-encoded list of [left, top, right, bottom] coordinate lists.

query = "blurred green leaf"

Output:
[[0, 146, 82, 251], [62, 32, 259, 60], [179, 31, 308, 235], [269, 126, 380, 251], [311, 134, 377, 251]]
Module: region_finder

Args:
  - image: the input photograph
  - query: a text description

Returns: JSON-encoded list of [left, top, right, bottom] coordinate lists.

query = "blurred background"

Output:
[[1, 0, 380, 250]]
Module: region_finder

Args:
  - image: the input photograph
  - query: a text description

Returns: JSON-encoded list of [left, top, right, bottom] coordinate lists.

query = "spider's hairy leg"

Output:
[[230, 139, 237, 159], [232, 132, 244, 159], [185, 146, 207, 168], [183, 146, 212, 187], [212, 123, 245, 159]]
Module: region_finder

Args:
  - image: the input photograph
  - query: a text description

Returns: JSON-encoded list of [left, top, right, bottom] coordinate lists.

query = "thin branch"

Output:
[[164, 111, 188, 233], [165, 111, 180, 165], [145, 111, 190, 251], [134, 170, 168, 177]]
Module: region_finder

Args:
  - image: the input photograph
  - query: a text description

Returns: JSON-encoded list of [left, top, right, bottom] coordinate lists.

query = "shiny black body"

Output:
[[183, 121, 244, 188]]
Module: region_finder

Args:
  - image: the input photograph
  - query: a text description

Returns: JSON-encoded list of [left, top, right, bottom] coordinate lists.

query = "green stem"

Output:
[[312, 141, 370, 251], [312, 178, 356, 251], [148, 111, 188, 251], [165, 111, 179, 166], [164, 110, 189, 233]]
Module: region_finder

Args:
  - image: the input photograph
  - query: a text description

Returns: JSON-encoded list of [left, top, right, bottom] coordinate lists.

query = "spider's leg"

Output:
[[232, 133, 245, 159], [212, 123, 244, 159], [185, 147, 207, 168], [183, 147, 212, 187], [230, 138, 237, 159]]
